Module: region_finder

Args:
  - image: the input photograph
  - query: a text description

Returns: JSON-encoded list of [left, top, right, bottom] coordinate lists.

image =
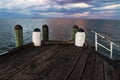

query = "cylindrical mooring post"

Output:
[[75, 28, 86, 47], [14, 25, 23, 47], [42, 25, 49, 41], [71, 25, 79, 40], [32, 28, 41, 46]]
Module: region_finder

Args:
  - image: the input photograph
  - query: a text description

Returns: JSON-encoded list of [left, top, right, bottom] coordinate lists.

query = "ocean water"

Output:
[[0, 19, 120, 59]]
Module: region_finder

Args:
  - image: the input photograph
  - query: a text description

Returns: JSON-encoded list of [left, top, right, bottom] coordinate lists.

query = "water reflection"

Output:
[[44, 19, 87, 40]]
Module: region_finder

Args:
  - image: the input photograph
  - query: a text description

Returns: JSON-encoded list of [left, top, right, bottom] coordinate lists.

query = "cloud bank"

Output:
[[0, 0, 120, 19]]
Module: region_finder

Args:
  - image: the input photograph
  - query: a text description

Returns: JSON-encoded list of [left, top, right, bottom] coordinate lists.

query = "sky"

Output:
[[0, 0, 120, 19]]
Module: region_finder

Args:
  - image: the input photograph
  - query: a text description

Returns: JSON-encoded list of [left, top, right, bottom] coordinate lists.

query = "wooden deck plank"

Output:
[[104, 61, 117, 80], [28, 46, 69, 80], [8, 45, 73, 80], [93, 54, 104, 80], [113, 69, 120, 80], [0, 45, 62, 79], [42, 41, 74, 45], [43, 45, 78, 80], [0, 43, 119, 80], [80, 48, 96, 80], [0, 44, 52, 69], [0, 46, 50, 72], [52, 47, 83, 80], [0, 45, 52, 71], [66, 48, 89, 80], [9, 45, 76, 80]]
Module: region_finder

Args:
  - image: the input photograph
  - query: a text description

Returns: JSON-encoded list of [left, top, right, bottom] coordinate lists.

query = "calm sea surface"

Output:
[[0, 19, 120, 59]]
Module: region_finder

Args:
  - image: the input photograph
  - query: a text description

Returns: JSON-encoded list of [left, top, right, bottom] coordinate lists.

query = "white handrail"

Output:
[[91, 30, 119, 59]]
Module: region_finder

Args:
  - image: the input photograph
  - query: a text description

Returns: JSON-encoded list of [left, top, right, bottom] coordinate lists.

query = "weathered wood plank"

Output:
[[104, 61, 116, 80], [8, 45, 70, 80], [66, 48, 89, 80], [0, 45, 51, 70], [113, 69, 120, 80], [42, 45, 77, 80], [93, 54, 104, 80], [52, 47, 83, 80], [42, 41, 74, 45], [0, 45, 62, 79], [0, 45, 52, 74], [0, 43, 119, 80], [80, 48, 96, 80]]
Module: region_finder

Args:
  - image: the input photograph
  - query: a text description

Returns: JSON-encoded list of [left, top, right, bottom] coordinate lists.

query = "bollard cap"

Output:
[[42, 24, 48, 29], [73, 25, 79, 29], [77, 28, 85, 32], [15, 25, 23, 29], [34, 28, 40, 32]]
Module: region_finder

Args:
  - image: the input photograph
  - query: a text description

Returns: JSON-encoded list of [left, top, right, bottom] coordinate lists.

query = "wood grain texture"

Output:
[[0, 43, 119, 80]]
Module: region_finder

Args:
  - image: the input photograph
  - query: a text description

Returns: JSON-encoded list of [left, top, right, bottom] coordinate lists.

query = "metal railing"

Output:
[[91, 30, 119, 59]]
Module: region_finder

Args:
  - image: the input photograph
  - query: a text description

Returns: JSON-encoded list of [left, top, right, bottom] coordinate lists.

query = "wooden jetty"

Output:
[[0, 25, 120, 80], [0, 42, 120, 80]]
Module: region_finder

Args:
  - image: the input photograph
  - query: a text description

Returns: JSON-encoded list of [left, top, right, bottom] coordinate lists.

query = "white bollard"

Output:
[[32, 28, 41, 46], [75, 28, 86, 47]]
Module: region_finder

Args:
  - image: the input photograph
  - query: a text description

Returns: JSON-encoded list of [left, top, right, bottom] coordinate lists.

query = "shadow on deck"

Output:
[[0, 44, 120, 80]]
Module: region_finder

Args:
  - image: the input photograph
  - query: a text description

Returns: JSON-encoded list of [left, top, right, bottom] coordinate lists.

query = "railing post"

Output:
[[110, 42, 113, 59], [95, 33, 98, 51]]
